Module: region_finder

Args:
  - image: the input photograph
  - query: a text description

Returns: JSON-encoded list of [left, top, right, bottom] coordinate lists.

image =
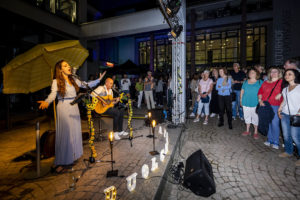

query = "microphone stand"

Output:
[[117, 92, 143, 147]]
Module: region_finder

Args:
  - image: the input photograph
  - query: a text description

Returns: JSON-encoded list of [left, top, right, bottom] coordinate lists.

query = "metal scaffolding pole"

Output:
[[171, 0, 186, 124]]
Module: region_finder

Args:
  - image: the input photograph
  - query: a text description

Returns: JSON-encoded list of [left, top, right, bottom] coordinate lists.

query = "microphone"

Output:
[[71, 68, 80, 80]]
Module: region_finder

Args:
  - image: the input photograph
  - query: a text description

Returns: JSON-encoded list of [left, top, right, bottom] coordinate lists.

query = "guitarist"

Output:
[[92, 78, 128, 140]]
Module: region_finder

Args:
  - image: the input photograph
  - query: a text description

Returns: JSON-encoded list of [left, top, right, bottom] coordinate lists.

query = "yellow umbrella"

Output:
[[2, 40, 89, 94]]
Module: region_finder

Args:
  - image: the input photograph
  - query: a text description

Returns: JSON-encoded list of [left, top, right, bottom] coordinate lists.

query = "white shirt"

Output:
[[282, 85, 300, 115], [120, 78, 131, 91], [92, 85, 113, 98]]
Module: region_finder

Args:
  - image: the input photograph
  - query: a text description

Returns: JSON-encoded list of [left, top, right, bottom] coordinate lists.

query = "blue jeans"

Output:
[[197, 100, 210, 115], [281, 113, 300, 156], [267, 105, 280, 145], [192, 101, 198, 114], [232, 90, 243, 118], [192, 101, 205, 115]]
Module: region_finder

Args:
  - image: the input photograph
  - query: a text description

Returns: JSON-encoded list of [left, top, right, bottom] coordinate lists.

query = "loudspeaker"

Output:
[[183, 149, 216, 197]]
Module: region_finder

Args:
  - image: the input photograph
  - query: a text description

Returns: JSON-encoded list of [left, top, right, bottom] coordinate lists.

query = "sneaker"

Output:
[[120, 131, 128, 136], [253, 133, 259, 140], [242, 131, 250, 136], [264, 141, 271, 147], [232, 116, 236, 120], [203, 120, 208, 125], [240, 117, 244, 121], [193, 118, 200, 122], [189, 113, 195, 117], [201, 113, 205, 118], [210, 113, 216, 117], [295, 160, 300, 167], [272, 144, 279, 149], [114, 132, 121, 140], [279, 152, 292, 158]]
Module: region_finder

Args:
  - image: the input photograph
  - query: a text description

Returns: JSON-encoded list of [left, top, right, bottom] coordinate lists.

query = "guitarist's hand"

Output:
[[113, 97, 120, 104]]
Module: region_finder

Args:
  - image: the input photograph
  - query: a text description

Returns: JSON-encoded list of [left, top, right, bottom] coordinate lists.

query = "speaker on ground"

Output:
[[183, 149, 216, 197]]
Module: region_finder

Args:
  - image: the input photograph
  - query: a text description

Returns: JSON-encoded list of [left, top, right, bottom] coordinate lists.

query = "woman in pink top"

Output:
[[258, 67, 283, 149], [193, 70, 213, 125]]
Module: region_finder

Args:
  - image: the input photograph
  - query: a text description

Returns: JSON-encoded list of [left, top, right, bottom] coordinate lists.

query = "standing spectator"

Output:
[[209, 68, 219, 117], [130, 77, 136, 100], [240, 68, 263, 139], [135, 77, 144, 108], [284, 59, 300, 72], [190, 74, 198, 110], [144, 71, 155, 110], [216, 68, 233, 129], [112, 75, 119, 91], [193, 70, 213, 125], [156, 76, 164, 107], [120, 74, 131, 94], [167, 74, 173, 109], [278, 69, 300, 167], [258, 67, 283, 149], [231, 63, 246, 120], [255, 64, 267, 81]]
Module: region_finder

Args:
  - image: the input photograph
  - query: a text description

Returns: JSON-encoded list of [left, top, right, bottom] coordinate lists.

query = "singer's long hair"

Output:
[[54, 60, 79, 97]]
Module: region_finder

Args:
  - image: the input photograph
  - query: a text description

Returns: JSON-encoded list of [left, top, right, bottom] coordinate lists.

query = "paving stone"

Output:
[[160, 118, 300, 200]]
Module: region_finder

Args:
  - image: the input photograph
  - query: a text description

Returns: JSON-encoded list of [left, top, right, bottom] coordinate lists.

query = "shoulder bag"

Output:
[[256, 80, 279, 113], [285, 89, 300, 127]]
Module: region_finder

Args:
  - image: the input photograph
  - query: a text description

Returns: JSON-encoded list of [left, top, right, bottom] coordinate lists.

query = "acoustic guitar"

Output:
[[94, 95, 118, 114]]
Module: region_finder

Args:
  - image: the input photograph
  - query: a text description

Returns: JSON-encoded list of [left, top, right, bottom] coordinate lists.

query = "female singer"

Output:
[[38, 60, 104, 173]]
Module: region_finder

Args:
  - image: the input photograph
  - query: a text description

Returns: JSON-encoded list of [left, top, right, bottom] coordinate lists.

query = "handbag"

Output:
[[256, 80, 279, 113], [285, 91, 300, 127], [200, 92, 210, 103]]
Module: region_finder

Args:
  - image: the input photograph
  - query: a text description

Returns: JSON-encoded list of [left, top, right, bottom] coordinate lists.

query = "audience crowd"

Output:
[[86, 58, 300, 167]]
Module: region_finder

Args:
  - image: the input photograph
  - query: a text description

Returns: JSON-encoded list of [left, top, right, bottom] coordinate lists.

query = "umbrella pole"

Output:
[[51, 69, 57, 129]]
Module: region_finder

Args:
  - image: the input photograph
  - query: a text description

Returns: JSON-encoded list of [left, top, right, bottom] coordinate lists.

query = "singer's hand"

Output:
[[37, 101, 49, 110], [99, 71, 106, 81]]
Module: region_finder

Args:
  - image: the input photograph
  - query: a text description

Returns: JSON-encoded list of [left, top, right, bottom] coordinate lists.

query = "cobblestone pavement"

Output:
[[0, 108, 182, 200], [160, 117, 300, 200]]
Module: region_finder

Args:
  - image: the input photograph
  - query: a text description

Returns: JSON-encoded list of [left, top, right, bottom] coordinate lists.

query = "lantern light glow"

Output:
[[126, 172, 138, 192], [152, 120, 156, 128], [151, 157, 158, 171], [109, 131, 114, 142], [141, 164, 149, 179], [104, 186, 117, 200]]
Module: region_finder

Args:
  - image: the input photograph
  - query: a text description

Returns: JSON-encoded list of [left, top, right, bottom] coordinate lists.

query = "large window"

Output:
[[26, 0, 78, 23], [187, 26, 266, 68], [138, 26, 266, 70], [138, 38, 171, 71]]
